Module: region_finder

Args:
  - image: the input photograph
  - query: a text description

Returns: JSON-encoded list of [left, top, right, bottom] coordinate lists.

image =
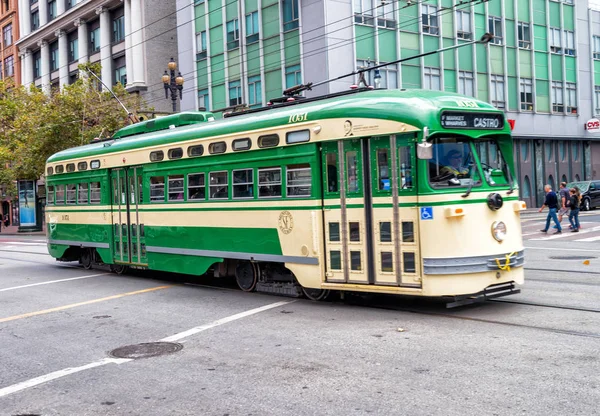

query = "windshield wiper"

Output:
[[461, 179, 474, 198]]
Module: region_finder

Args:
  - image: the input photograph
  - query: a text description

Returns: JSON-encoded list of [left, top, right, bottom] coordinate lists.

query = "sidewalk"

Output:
[[0, 225, 46, 236]]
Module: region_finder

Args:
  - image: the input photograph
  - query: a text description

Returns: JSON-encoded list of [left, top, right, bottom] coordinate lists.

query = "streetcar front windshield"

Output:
[[473, 139, 511, 187], [428, 137, 481, 188]]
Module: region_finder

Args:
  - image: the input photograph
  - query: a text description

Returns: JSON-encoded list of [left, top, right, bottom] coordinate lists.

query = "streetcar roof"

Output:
[[46, 89, 509, 164]]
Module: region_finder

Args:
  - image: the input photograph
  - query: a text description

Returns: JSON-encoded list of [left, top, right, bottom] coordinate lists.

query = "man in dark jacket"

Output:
[[538, 185, 562, 234]]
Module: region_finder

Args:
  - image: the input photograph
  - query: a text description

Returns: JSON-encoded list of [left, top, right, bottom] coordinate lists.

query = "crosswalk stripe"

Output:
[[529, 225, 600, 241]]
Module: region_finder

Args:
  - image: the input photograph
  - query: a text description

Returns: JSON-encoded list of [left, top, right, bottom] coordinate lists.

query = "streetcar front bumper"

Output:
[[423, 250, 525, 275]]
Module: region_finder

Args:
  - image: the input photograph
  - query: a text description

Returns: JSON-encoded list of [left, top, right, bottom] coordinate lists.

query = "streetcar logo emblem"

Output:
[[278, 211, 294, 234], [420, 207, 433, 220]]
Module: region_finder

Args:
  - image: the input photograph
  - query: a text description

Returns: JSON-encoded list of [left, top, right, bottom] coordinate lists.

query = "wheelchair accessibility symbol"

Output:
[[420, 207, 433, 220]]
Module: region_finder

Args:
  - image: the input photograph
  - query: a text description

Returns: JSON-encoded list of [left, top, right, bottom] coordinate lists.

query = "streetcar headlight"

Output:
[[492, 221, 506, 242]]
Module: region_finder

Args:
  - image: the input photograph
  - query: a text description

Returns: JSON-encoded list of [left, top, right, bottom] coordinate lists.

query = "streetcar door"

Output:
[[322, 140, 370, 284], [111, 167, 147, 266], [370, 134, 420, 287], [111, 169, 129, 264]]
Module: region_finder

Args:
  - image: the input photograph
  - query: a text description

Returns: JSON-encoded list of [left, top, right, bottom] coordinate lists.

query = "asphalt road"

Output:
[[0, 229, 599, 416]]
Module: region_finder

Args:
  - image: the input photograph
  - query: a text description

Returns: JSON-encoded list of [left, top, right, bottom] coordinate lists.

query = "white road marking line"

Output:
[[524, 246, 600, 253], [0, 242, 46, 246], [529, 225, 600, 241], [0, 273, 110, 293], [0, 299, 295, 398], [161, 300, 296, 342], [0, 358, 130, 398], [574, 236, 600, 242]]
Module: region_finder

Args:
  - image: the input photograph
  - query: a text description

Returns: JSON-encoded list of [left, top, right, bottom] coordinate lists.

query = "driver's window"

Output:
[[428, 138, 480, 188], [399, 146, 413, 190]]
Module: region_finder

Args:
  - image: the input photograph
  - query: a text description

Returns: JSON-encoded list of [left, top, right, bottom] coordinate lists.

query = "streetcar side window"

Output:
[[377, 149, 390, 191], [326, 153, 339, 193], [232, 138, 252, 151], [209, 171, 229, 199], [402, 222, 415, 243], [258, 168, 282, 198], [78, 183, 89, 204], [150, 151, 164, 162], [66, 184, 77, 205], [55, 185, 65, 205], [209, 142, 227, 154], [168, 148, 183, 160], [66, 163, 76, 173], [47, 167, 54, 176], [188, 145, 204, 157], [90, 182, 101, 204], [78, 162, 88, 171], [56, 165, 64, 174], [47, 186, 55, 205], [258, 134, 279, 148], [399, 147, 413, 189], [167, 175, 184, 201], [232, 169, 254, 199], [150, 176, 165, 203], [286, 164, 311, 197], [286, 130, 310, 144], [188, 173, 206, 201]]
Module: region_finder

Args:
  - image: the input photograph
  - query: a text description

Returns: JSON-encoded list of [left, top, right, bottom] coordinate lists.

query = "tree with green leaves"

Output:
[[0, 62, 148, 193]]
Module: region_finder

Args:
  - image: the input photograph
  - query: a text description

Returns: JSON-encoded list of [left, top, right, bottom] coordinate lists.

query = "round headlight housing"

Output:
[[492, 221, 507, 242]]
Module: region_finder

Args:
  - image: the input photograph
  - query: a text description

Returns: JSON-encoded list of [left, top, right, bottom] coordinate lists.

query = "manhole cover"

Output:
[[109, 342, 183, 359], [549, 256, 596, 260]]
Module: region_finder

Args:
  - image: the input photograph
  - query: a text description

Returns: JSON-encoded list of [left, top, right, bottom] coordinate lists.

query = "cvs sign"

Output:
[[586, 118, 600, 133]]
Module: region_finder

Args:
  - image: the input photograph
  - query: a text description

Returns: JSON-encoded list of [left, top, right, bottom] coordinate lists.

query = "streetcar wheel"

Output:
[[302, 287, 330, 301], [235, 261, 257, 292], [81, 249, 93, 270], [110, 264, 128, 275]]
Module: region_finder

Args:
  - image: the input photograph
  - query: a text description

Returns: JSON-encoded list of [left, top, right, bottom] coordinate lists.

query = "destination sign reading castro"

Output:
[[440, 111, 505, 130]]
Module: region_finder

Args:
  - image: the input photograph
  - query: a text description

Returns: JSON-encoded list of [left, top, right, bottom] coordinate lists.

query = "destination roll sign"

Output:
[[440, 111, 505, 130]]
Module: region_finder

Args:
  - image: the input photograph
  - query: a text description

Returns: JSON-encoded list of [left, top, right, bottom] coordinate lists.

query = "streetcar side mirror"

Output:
[[417, 142, 433, 160], [417, 127, 433, 160]]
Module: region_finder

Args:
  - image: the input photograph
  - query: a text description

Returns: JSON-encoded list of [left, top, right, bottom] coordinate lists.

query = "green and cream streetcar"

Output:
[[45, 88, 525, 306]]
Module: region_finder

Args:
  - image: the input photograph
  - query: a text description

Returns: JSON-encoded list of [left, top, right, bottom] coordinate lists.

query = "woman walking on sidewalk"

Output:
[[569, 187, 581, 232]]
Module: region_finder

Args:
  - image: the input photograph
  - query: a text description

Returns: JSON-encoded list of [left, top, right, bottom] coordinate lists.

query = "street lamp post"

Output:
[[162, 57, 184, 113]]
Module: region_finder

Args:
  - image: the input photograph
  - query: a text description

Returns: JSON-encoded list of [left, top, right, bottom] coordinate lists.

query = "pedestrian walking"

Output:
[[539, 184, 562, 234], [557, 181, 570, 224], [568, 187, 581, 232]]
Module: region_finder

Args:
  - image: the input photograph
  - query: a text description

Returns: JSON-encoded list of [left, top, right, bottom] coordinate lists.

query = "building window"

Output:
[[595, 86, 600, 115], [552, 81, 564, 112], [282, 0, 299, 31], [520, 78, 533, 111], [0, 62, 3, 79], [490, 74, 505, 109], [458, 70, 474, 97], [114, 55, 126, 85], [566, 82, 577, 114], [48, 0, 56, 21], [354, 0, 373, 25], [563, 31, 575, 56], [69, 72, 78, 84], [422, 4, 439, 35], [113, 12, 125, 44], [31, 10, 39, 31], [196, 31, 207, 60], [488, 16, 503, 44], [89, 21, 100, 53], [423, 67, 441, 90], [377, 63, 397, 89], [4, 55, 13, 77], [66, 0, 74, 9], [33, 50, 41, 79], [518, 22, 530, 49], [3, 23, 12, 46], [198, 88, 209, 110], [68, 31, 78, 62], [50, 40, 59, 71], [285, 64, 301, 88], [377, 0, 395, 29], [248, 75, 262, 108], [456, 10, 471, 40], [594, 36, 600, 60], [226, 19, 239, 50], [246, 11, 259, 43], [229, 80, 242, 106], [550, 28, 561, 54]]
